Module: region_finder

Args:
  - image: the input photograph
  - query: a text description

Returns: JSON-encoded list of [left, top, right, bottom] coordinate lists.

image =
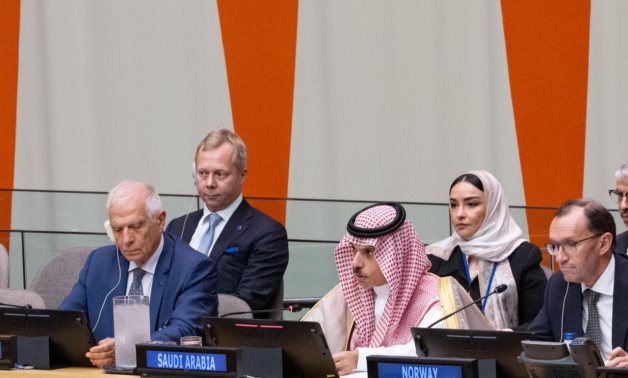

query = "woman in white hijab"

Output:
[[427, 170, 547, 330]]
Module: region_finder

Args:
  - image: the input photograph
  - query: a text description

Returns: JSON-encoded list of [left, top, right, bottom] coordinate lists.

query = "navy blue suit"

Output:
[[60, 233, 217, 343], [615, 230, 628, 255], [166, 199, 289, 313], [527, 253, 628, 350]]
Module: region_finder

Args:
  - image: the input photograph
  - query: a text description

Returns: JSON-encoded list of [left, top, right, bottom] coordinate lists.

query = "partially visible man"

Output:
[[611, 161, 628, 254], [166, 129, 289, 315], [303, 203, 486, 375], [528, 199, 628, 367], [60, 181, 217, 367]]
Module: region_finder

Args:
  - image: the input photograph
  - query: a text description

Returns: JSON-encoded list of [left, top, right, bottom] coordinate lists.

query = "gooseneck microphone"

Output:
[[220, 305, 303, 318], [426, 284, 508, 328]]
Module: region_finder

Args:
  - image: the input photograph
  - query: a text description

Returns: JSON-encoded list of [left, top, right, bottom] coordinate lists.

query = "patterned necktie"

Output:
[[584, 289, 601, 347], [197, 212, 222, 256], [129, 268, 146, 296]]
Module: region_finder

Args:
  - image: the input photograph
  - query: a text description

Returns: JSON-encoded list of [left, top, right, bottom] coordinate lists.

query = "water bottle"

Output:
[[564, 332, 576, 351]]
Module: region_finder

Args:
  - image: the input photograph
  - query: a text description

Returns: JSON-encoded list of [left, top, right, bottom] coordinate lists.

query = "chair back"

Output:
[[0, 288, 46, 309], [218, 293, 253, 319], [29, 247, 93, 309], [0, 244, 8, 289]]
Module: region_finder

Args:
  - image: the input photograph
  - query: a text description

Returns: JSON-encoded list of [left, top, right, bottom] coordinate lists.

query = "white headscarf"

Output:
[[427, 170, 526, 329]]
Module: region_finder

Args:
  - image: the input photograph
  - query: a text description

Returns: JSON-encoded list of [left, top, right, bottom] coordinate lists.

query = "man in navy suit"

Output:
[[611, 161, 628, 254], [60, 181, 217, 367], [528, 199, 628, 367], [166, 129, 289, 316]]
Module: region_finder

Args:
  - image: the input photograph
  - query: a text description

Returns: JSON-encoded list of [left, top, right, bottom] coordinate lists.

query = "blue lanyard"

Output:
[[463, 255, 498, 314]]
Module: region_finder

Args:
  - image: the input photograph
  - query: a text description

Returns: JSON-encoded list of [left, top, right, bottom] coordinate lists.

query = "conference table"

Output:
[[0, 368, 367, 377], [0, 368, 129, 377], [0, 368, 369, 377]]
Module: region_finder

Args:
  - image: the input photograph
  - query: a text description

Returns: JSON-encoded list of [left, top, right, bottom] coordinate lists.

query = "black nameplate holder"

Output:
[[239, 345, 283, 378], [17, 335, 53, 369], [136, 343, 241, 377], [366, 355, 496, 378], [0, 335, 17, 370]]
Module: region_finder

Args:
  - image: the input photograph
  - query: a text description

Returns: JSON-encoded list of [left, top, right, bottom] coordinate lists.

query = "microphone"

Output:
[[220, 305, 303, 318], [0, 302, 32, 309], [426, 284, 508, 328]]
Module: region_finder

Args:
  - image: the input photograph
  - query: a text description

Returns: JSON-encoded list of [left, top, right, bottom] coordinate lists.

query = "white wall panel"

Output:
[[288, 1, 527, 244], [585, 0, 628, 214], [14, 0, 232, 194], [289, 1, 525, 209]]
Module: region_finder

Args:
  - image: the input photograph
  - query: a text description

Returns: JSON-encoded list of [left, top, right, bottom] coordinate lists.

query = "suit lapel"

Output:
[[564, 282, 584, 337], [210, 200, 251, 261], [114, 255, 131, 298], [613, 255, 628, 348], [182, 211, 204, 243], [619, 232, 628, 255], [149, 234, 172, 331]]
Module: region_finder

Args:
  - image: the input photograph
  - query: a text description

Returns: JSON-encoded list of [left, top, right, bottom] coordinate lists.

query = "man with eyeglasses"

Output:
[[528, 199, 628, 367], [610, 161, 628, 254]]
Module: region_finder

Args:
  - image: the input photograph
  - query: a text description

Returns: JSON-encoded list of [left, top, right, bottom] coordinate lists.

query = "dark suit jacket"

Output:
[[527, 253, 628, 351], [615, 230, 628, 255], [166, 199, 289, 312], [60, 233, 217, 343], [428, 241, 547, 329]]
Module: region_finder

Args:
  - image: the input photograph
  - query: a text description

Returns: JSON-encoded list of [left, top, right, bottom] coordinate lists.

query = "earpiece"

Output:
[[182, 161, 200, 238], [559, 283, 570, 342], [104, 220, 115, 242], [91, 245, 122, 333]]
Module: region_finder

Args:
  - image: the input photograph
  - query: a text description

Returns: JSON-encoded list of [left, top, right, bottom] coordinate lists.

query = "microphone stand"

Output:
[[0, 302, 32, 309], [426, 284, 507, 328]]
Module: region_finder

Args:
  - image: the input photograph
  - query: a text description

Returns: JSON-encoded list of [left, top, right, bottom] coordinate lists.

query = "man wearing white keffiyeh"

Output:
[[427, 170, 547, 330]]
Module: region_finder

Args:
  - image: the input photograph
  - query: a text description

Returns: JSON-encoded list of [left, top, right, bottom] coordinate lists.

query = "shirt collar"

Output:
[[373, 282, 391, 298], [129, 234, 164, 275], [582, 254, 615, 296], [201, 194, 243, 223]]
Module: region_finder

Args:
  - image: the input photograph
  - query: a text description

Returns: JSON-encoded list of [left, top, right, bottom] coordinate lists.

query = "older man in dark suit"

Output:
[[528, 199, 628, 368], [611, 161, 628, 255], [166, 129, 289, 316]]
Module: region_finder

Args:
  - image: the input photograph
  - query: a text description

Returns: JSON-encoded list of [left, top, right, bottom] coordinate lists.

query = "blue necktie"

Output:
[[129, 268, 146, 296], [197, 213, 222, 256]]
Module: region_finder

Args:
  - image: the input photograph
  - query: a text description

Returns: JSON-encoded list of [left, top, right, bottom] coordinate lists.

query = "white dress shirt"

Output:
[[581, 254, 614, 362], [354, 283, 443, 371], [126, 235, 164, 298]]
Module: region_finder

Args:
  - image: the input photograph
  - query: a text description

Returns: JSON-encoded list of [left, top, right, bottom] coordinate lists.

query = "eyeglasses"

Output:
[[545, 234, 603, 256], [609, 189, 628, 202]]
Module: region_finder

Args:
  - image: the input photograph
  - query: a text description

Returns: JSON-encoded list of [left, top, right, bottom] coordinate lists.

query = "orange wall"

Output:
[[502, 0, 591, 267], [0, 0, 21, 251], [217, 0, 299, 224]]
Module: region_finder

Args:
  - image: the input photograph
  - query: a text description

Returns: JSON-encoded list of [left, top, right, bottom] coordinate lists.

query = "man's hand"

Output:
[[333, 350, 358, 376], [607, 347, 628, 368], [86, 337, 115, 367]]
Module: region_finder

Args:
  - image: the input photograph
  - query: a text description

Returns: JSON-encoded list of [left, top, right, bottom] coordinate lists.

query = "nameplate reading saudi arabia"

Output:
[[377, 362, 462, 378], [146, 350, 227, 372]]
